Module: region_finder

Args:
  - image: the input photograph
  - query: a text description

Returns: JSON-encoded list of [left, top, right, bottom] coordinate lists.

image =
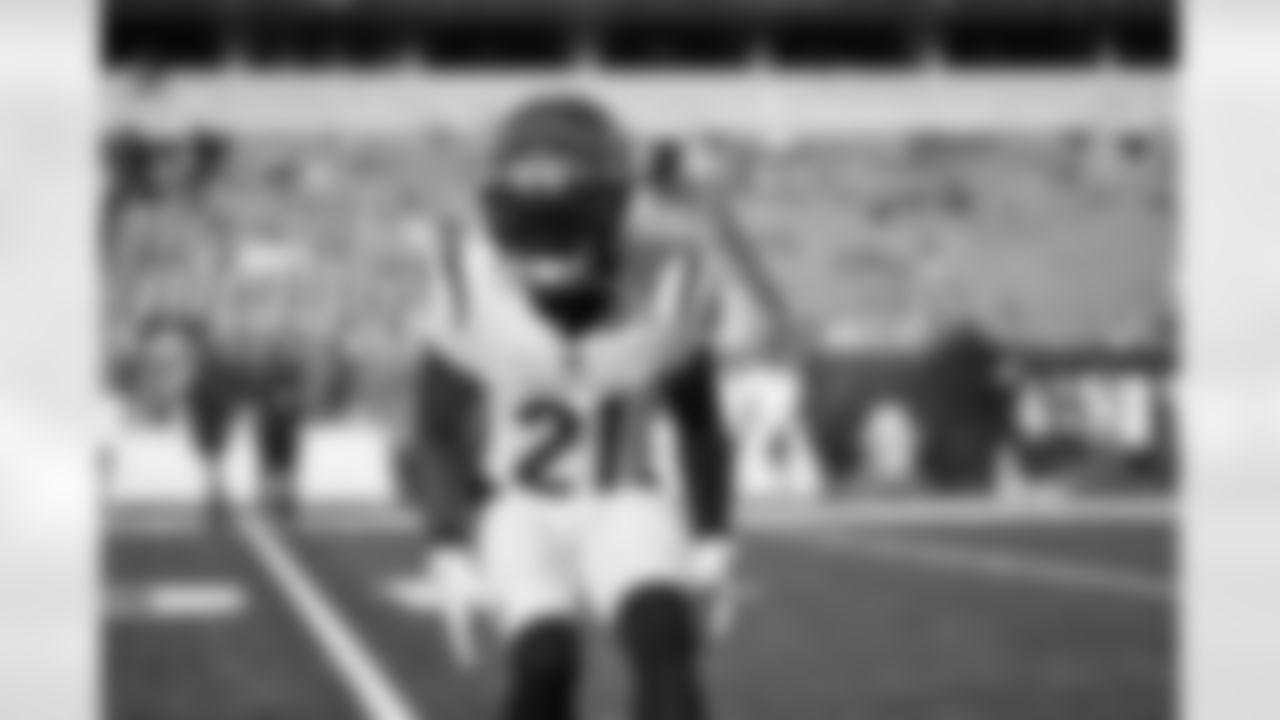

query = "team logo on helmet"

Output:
[[491, 93, 629, 181], [483, 93, 633, 268], [496, 149, 580, 199]]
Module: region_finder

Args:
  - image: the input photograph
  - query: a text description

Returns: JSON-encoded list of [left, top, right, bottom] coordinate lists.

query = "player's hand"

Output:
[[688, 540, 739, 641], [428, 550, 490, 671]]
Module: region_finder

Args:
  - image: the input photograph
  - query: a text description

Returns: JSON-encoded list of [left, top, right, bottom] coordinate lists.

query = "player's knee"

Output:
[[617, 584, 700, 666], [510, 617, 581, 686]]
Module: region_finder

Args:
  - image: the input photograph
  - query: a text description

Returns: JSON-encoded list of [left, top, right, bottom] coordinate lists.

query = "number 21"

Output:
[[515, 397, 656, 493]]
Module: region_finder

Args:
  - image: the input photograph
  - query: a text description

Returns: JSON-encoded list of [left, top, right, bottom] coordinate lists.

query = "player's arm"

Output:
[[662, 348, 741, 638], [407, 348, 491, 669], [400, 211, 490, 549], [409, 350, 490, 550], [661, 349, 733, 541]]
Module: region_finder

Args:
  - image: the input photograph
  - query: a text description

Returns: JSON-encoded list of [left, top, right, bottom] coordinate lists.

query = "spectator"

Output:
[[650, 137, 685, 196], [919, 324, 1013, 490], [243, 339, 309, 520], [133, 316, 243, 523], [861, 398, 920, 489]]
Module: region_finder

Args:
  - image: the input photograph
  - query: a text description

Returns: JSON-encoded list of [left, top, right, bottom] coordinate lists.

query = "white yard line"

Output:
[[236, 508, 422, 720], [775, 528, 1174, 603]]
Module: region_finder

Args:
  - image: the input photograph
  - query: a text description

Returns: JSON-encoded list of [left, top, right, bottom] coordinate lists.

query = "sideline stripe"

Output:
[[237, 508, 421, 720], [745, 497, 1173, 529], [774, 528, 1172, 603]]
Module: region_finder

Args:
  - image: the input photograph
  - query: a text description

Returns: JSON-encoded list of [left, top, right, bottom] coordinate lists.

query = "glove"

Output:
[[687, 540, 739, 641], [425, 549, 490, 670]]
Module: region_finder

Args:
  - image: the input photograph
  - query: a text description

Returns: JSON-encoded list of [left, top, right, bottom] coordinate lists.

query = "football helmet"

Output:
[[482, 93, 633, 294]]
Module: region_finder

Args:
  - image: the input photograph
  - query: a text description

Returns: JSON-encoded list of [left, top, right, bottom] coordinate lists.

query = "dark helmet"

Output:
[[482, 93, 633, 270]]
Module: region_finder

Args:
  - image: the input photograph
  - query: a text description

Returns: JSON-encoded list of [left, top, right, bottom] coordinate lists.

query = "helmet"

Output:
[[482, 93, 633, 290]]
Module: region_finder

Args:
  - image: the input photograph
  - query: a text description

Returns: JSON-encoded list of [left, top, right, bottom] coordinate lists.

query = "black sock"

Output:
[[504, 618, 581, 720], [617, 585, 707, 720]]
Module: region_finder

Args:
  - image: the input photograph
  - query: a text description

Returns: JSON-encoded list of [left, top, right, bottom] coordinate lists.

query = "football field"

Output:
[[106, 498, 1175, 720]]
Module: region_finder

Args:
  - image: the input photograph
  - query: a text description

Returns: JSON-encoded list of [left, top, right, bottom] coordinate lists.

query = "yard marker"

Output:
[[237, 508, 422, 720], [108, 581, 245, 622], [778, 529, 1173, 603]]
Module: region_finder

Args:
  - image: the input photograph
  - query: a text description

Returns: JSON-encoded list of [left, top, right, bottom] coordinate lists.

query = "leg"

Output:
[[617, 584, 706, 720], [583, 490, 709, 720], [188, 397, 232, 524], [478, 496, 584, 720], [503, 616, 582, 720], [258, 407, 301, 520]]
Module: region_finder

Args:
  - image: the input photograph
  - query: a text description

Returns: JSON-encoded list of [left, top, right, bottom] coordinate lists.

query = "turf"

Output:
[[107, 507, 1175, 720], [106, 526, 362, 720]]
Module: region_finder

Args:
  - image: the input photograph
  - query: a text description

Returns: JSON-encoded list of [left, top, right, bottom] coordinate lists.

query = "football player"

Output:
[[245, 342, 307, 521], [123, 317, 239, 525], [405, 93, 740, 720]]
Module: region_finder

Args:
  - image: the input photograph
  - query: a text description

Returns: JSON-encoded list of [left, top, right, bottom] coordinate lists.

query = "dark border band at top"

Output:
[[104, 0, 1177, 67], [108, 0, 1172, 22]]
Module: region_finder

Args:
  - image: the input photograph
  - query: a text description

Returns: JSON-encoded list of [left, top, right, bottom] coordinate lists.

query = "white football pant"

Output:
[[476, 487, 693, 638]]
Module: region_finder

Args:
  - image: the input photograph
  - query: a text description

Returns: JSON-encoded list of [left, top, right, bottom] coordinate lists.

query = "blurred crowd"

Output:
[[103, 119, 1177, 494]]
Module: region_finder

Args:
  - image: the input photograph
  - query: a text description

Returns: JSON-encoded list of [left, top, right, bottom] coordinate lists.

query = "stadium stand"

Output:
[[105, 73, 1172, 356]]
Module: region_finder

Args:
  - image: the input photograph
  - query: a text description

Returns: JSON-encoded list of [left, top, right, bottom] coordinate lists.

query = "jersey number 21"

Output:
[[515, 397, 656, 493]]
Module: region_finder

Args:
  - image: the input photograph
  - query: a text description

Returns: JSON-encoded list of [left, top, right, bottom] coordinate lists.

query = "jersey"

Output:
[[414, 217, 725, 502]]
